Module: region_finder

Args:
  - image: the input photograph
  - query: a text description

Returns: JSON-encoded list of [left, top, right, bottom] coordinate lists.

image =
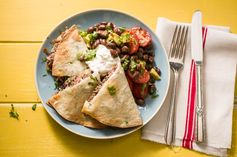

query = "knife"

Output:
[[191, 10, 205, 142]]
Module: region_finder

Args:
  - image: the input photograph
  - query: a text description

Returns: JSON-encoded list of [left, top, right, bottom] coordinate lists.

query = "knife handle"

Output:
[[164, 71, 178, 145], [195, 63, 205, 142]]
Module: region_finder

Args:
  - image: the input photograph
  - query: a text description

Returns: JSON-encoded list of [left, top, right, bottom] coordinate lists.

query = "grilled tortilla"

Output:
[[47, 73, 105, 128], [51, 25, 88, 77], [82, 63, 143, 128]]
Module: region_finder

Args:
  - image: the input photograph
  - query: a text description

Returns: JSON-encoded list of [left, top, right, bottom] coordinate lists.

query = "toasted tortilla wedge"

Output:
[[82, 63, 143, 128], [47, 73, 105, 128], [52, 25, 88, 77]]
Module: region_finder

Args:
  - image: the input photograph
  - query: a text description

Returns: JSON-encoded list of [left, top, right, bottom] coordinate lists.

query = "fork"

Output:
[[164, 25, 189, 145]]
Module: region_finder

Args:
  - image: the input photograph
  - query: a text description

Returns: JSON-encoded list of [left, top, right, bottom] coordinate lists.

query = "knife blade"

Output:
[[191, 10, 205, 142]]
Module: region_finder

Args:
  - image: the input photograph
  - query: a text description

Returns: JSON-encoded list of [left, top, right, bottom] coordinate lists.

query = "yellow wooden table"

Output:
[[0, 0, 237, 156]]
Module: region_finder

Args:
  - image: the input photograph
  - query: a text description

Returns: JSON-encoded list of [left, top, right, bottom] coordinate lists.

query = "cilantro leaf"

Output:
[[41, 57, 47, 63], [32, 104, 37, 111], [88, 75, 99, 87], [107, 85, 116, 96], [9, 104, 19, 120]]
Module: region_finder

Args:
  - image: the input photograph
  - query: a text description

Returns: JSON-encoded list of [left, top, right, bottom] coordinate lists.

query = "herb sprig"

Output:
[[107, 85, 116, 96], [88, 75, 99, 87], [32, 104, 37, 111], [9, 104, 19, 120]]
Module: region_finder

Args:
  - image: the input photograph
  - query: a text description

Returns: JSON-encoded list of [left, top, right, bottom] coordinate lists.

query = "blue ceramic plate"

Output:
[[35, 9, 170, 139]]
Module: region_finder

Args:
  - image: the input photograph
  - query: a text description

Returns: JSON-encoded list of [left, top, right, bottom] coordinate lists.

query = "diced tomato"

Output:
[[127, 69, 150, 84], [130, 27, 152, 47], [126, 74, 134, 91], [129, 33, 139, 54], [133, 83, 148, 99]]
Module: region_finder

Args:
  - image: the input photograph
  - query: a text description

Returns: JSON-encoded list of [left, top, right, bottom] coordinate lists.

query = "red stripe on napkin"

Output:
[[182, 27, 208, 149]]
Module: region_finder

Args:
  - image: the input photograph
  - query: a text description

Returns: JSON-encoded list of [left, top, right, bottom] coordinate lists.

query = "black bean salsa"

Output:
[[78, 22, 161, 106]]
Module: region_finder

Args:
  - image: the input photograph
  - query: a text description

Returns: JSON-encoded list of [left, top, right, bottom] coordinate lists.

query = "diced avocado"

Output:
[[120, 32, 130, 43], [129, 59, 137, 72], [150, 68, 161, 80], [92, 32, 98, 39], [84, 33, 93, 43], [106, 33, 121, 46], [113, 35, 122, 45], [139, 61, 146, 69], [122, 59, 130, 70], [79, 31, 87, 37], [107, 34, 113, 42]]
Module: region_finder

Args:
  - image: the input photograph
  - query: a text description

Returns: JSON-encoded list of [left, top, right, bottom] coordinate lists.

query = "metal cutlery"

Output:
[[191, 10, 205, 142], [164, 25, 189, 145]]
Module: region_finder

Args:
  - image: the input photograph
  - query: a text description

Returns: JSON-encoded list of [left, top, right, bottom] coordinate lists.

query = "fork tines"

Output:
[[169, 25, 189, 64]]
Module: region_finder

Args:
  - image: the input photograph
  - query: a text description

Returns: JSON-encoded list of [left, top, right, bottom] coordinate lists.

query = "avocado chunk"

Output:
[[107, 33, 121, 46], [150, 68, 161, 80]]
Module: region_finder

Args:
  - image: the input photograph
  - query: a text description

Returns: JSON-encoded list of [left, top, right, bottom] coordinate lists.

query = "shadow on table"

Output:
[[44, 109, 167, 157]]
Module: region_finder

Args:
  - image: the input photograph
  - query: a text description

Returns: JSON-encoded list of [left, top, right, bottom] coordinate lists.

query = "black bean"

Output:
[[138, 47, 144, 53], [87, 26, 95, 33], [121, 45, 129, 53], [143, 54, 149, 61], [94, 39, 100, 45], [43, 48, 50, 55], [107, 42, 116, 48], [110, 49, 118, 57], [148, 84, 157, 95], [131, 55, 138, 61], [145, 43, 153, 49], [119, 54, 124, 59], [116, 48, 121, 54], [97, 30, 108, 38], [100, 21, 108, 25], [99, 39, 106, 45], [146, 63, 153, 70], [106, 22, 114, 29], [148, 56, 154, 63], [135, 98, 145, 106], [121, 54, 129, 61], [95, 39, 101, 44], [149, 77, 155, 83], [114, 27, 122, 35], [124, 42, 130, 47], [137, 51, 143, 59], [125, 54, 130, 59], [98, 24, 106, 30], [94, 23, 100, 27], [147, 50, 154, 56], [155, 67, 162, 76], [92, 39, 100, 49]]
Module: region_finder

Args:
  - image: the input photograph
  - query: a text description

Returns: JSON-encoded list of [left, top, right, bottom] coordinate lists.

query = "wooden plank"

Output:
[[0, 0, 237, 41], [0, 44, 41, 102], [1, 103, 236, 157]]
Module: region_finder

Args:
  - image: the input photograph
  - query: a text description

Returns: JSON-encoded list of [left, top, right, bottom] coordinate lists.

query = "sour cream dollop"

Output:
[[86, 45, 120, 75]]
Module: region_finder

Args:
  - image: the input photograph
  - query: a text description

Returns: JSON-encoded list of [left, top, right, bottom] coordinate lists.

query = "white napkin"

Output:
[[141, 18, 237, 157]]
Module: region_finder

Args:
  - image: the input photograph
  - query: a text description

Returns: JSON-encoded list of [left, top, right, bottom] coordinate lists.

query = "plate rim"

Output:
[[35, 8, 170, 139]]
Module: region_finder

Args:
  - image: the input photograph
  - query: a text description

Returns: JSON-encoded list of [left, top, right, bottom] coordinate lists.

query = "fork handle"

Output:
[[195, 63, 205, 142], [164, 71, 179, 145]]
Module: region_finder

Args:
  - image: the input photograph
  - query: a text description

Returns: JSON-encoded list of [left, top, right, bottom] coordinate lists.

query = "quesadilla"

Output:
[[82, 63, 143, 128], [51, 25, 89, 77], [47, 72, 105, 128]]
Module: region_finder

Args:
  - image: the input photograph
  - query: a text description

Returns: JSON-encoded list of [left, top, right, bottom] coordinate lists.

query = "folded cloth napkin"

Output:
[[142, 18, 237, 157]]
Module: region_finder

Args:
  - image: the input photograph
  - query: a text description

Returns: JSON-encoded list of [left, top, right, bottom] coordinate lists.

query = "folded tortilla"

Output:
[[47, 73, 105, 128], [52, 25, 88, 77], [82, 63, 143, 128]]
